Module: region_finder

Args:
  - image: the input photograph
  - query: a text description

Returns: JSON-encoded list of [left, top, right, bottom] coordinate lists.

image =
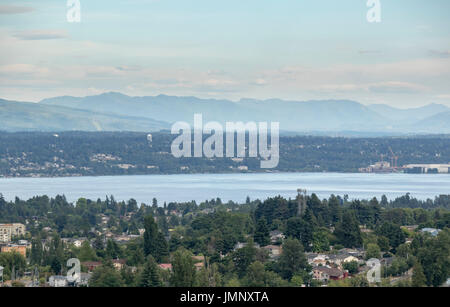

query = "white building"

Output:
[[403, 164, 450, 174], [49, 275, 68, 287], [0, 223, 26, 243]]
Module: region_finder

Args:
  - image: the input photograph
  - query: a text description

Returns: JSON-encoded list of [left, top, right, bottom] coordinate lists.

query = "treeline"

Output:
[[1, 132, 449, 176], [1, 193, 449, 239]]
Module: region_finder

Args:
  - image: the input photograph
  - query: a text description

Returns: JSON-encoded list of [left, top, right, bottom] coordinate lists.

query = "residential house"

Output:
[[158, 263, 172, 271], [328, 254, 359, 269], [192, 255, 205, 271], [263, 245, 282, 259], [311, 255, 328, 267], [194, 262, 204, 271], [76, 272, 91, 287], [1, 244, 27, 257], [73, 238, 87, 248], [49, 275, 68, 287], [269, 230, 285, 244], [233, 242, 260, 251], [313, 266, 347, 282], [421, 228, 441, 237], [82, 261, 102, 272], [112, 259, 127, 271]]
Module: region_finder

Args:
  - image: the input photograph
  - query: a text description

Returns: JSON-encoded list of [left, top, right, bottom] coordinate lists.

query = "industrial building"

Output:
[[403, 164, 450, 174]]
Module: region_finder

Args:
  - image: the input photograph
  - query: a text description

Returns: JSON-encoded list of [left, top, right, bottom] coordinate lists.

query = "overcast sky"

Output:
[[0, 0, 449, 108]]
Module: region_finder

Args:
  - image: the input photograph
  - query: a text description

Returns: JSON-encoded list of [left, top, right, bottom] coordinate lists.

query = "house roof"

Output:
[[50, 275, 67, 280], [158, 263, 172, 270], [81, 261, 102, 266], [269, 230, 283, 236], [314, 266, 344, 277]]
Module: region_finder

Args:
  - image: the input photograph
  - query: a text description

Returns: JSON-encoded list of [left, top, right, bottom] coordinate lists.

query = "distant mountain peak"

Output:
[[2, 93, 449, 134]]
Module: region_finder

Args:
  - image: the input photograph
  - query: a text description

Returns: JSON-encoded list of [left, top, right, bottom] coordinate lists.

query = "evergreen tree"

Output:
[[334, 211, 362, 248], [286, 210, 317, 251], [143, 215, 158, 257], [278, 238, 310, 280], [245, 261, 266, 287], [171, 248, 196, 287], [30, 238, 43, 266], [254, 219, 270, 246], [412, 262, 427, 287], [78, 241, 97, 262], [106, 239, 122, 259], [155, 232, 169, 263], [89, 261, 124, 287], [376, 222, 406, 250], [139, 256, 162, 287], [232, 241, 256, 278]]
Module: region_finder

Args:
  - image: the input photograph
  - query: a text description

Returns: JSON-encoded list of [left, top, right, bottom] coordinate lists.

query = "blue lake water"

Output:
[[0, 173, 448, 204]]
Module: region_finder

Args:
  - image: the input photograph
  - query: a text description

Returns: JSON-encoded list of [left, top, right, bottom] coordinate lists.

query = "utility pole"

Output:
[[297, 189, 307, 216], [0, 265, 4, 286]]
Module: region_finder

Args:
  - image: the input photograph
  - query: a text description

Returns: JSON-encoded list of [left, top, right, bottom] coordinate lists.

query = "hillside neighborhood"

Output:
[[0, 192, 448, 287]]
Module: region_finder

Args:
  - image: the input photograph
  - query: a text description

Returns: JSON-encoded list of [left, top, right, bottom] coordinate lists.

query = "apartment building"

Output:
[[0, 223, 26, 243]]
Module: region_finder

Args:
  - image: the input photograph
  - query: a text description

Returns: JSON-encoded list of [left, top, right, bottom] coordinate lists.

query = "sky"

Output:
[[0, 0, 449, 108]]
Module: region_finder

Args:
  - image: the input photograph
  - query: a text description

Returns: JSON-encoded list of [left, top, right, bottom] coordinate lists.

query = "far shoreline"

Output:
[[1, 170, 449, 180]]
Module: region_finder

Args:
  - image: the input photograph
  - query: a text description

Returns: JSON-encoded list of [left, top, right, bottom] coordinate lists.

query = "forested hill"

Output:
[[0, 132, 449, 177]]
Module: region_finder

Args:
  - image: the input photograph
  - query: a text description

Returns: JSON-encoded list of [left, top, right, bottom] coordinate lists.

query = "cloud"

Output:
[[13, 30, 69, 40], [0, 64, 50, 77], [368, 81, 427, 94], [434, 94, 450, 100], [428, 50, 450, 58], [252, 79, 267, 86], [0, 5, 35, 14], [358, 50, 382, 55]]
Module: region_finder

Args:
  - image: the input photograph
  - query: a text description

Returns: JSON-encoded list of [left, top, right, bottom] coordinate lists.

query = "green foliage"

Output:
[[30, 238, 43, 266], [170, 248, 196, 287], [334, 211, 362, 248], [312, 229, 330, 253], [365, 243, 381, 260], [343, 261, 359, 274], [377, 236, 390, 252], [254, 219, 270, 247], [232, 241, 257, 278], [2, 132, 450, 180], [0, 251, 27, 280], [143, 215, 168, 262], [139, 256, 162, 287], [105, 239, 122, 260], [89, 262, 124, 287], [415, 229, 450, 287], [196, 263, 222, 287], [78, 241, 97, 262], [376, 222, 406, 250], [411, 261, 427, 287], [245, 261, 266, 287], [278, 238, 310, 280]]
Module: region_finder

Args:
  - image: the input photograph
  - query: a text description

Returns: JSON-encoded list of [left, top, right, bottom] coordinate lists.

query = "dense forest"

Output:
[[0, 132, 449, 177]]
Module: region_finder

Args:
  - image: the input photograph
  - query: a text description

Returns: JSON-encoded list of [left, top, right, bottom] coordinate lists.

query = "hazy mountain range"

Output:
[[0, 92, 449, 135]]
